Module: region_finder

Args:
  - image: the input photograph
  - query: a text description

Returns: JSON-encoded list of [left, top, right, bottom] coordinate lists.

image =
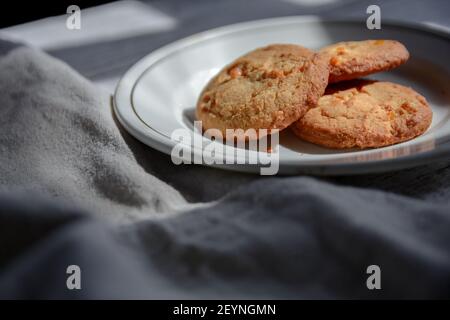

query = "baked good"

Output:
[[320, 40, 409, 83], [196, 44, 329, 139], [292, 80, 432, 149]]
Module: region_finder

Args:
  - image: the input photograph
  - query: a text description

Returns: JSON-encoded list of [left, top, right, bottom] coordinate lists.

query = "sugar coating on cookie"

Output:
[[321, 40, 409, 83], [292, 81, 432, 149], [196, 44, 329, 139]]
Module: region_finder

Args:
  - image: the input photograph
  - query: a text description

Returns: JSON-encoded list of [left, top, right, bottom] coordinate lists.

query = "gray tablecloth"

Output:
[[0, 0, 449, 299]]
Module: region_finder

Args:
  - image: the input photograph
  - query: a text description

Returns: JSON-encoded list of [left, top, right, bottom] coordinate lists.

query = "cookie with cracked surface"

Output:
[[196, 44, 329, 140], [292, 80, 432, 149], [321, 40, 409, 83]]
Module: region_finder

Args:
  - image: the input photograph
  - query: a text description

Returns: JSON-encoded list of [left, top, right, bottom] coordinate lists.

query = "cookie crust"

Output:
[[196, 44, 329, 139], [292, 81, 432, 149], [321, 40, 409, 83]]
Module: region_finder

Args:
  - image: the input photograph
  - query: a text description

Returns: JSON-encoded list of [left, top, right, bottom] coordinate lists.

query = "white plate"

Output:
[[113, 16, 450, 175]]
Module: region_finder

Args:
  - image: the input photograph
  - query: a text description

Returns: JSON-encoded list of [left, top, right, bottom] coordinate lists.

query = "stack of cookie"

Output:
[[196, 40, 432, 149]]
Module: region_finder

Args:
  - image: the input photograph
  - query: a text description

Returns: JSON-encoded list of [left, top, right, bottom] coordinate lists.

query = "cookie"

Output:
[[292, 81, 432, 149], [196, 44, 329, 139], [320, 40, 409, 83]]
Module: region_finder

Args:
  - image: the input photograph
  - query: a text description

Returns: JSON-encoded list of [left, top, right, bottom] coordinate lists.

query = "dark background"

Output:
[[0, 1, 114, 27], [1, 0, 448, 29]]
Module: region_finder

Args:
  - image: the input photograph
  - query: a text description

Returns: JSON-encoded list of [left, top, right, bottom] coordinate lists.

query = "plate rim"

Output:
[[113, 15, 450, 175]]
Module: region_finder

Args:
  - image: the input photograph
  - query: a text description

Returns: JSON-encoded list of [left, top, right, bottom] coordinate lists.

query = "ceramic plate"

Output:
[[113, 16, 450, 175]]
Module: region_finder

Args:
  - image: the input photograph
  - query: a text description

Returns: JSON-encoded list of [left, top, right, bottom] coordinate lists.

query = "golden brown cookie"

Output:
[[321, 40, 409, 83], [292, 81, 432, 149], [196, 44, 329, 139]]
